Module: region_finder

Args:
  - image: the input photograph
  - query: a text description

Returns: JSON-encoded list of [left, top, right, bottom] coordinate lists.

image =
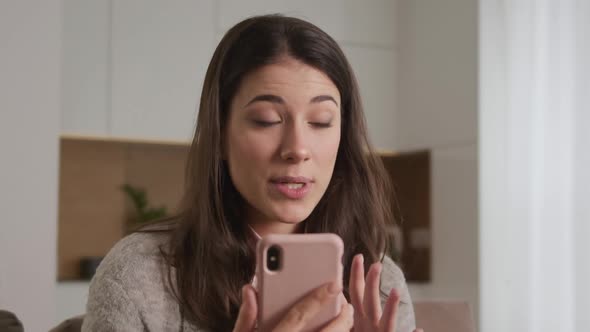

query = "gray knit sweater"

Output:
[[82, 232, 416, 331]]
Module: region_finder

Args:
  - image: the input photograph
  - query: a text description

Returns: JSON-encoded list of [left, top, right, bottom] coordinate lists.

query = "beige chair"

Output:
[[414, 301, 475, 332]]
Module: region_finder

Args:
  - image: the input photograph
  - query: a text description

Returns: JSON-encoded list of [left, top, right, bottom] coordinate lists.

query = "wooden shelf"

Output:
[[57, 137, 188, 279], [60, 133, 192, 147], [57, 136, 431, 281]]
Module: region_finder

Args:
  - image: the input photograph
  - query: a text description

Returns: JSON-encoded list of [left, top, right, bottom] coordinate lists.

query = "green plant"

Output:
[[121, 184, 168, 224]]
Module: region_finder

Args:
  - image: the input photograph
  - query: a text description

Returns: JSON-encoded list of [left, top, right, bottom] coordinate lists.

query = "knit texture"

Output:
[[82, 232, 416, 331]]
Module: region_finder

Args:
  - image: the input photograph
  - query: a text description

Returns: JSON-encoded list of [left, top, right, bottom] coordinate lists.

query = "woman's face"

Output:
[[224, 57, 341, 235]]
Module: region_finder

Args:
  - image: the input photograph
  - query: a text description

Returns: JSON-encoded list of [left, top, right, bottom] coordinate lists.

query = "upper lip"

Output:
[[270, 176, 313, 184]]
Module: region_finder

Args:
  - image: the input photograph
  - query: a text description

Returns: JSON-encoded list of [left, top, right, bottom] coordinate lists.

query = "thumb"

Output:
[[233, 285, 258, 332]]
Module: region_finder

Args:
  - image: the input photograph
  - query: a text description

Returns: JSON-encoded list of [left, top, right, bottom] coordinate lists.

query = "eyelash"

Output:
[[253, 120, 281, 127], [310, 122, 332, 128], [252, 120, 332, 128]]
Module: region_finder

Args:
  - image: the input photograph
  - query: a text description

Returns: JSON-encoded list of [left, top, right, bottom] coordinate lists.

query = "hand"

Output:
[[232, 282, 354, 332], [349, 254, 424, 332]]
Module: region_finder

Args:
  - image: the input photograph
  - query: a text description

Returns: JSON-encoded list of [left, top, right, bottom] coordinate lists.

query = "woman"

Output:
[[83, 14, 422, 332]]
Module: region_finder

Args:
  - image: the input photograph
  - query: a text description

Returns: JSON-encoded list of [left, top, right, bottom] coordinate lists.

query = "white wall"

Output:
[[394, 0, 479, 325], [56, 282, 89, 324], [61, 0, 110, 135], [109, 0, 215, 141], [573, 6, 590, 324], [0, 1, 62, 331]]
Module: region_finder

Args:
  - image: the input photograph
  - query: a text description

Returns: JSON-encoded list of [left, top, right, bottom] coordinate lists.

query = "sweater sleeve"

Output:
[[81, 276, 143, 332], [379, 255, 416, 332]]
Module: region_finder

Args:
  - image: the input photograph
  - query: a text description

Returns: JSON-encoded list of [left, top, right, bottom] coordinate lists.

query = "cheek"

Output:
[[317, 130, 341, 167], [226, 129, 277, 180]]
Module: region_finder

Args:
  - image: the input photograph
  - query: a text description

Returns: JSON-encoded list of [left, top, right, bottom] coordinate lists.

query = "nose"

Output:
[[279, 122, 310, 163]]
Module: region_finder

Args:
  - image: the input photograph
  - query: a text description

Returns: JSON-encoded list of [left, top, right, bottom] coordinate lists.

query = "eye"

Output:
[[309, 122, 333, 128], [253, 120, 281, 127]]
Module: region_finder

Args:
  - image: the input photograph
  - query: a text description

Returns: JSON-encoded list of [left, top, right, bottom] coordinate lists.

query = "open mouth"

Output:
[[282, 182, 304, 190], [270, 177, 312, 199]]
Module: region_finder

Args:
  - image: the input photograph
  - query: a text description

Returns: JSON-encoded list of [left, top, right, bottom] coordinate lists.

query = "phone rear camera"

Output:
[[266, 245, 282, 271]]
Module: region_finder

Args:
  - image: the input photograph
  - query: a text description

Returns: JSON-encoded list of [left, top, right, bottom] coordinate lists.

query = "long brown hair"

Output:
[[164, 14, 395, 331]]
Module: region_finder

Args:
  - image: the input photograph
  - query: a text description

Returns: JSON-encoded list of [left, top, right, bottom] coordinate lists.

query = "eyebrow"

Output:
[[244, 94, 339, 107]]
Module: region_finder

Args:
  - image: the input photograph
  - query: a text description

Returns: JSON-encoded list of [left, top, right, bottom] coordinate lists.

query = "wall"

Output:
[[61, 0, 398, 148], [61, 1, 110, 135], [394, 0, 479, 324], [0, 1, 62, 330]]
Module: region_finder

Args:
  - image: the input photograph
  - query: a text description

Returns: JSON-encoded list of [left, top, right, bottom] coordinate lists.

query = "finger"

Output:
[[233, 285, 258, 332], [414, 329, 424, 332], [349, 254, 365, 316], [319, 302, 354, 332], [362, 262, 383, 324], [378, 288, 401, 332], [339, 292, 347, 304], [273, 280, 342, 332]]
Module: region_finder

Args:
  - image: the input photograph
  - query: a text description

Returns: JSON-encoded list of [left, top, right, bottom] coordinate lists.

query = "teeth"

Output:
[[286, 183, 304, 189]]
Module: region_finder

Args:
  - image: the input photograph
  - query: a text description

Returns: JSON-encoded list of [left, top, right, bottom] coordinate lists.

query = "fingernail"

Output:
[[328, 280, 341, 294], [389, 288, 400, 298], [359, 254, 364, 265]]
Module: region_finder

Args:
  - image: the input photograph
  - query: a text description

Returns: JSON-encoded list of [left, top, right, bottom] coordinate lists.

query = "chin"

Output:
[[275, 213, 308, 225], [272, 205, 314, 225]]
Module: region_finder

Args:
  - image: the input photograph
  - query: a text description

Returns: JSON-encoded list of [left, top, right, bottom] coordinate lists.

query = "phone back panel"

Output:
[[256, 233, 343, 332]]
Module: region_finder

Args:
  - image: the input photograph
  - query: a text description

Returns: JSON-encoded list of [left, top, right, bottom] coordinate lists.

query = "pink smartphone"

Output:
[[256, 233, 344, 332]]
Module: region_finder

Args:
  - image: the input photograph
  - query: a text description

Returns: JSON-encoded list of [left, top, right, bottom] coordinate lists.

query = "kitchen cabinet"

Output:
[[61, 0, 397, 146], [61, 0, 216, 142]]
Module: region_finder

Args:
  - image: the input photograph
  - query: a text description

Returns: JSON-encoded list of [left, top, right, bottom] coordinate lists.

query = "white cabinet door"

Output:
[[62, 1, 397, 143], [111, 0, 216, 142], [341, 46, 396, 150], [61, 0, 111, 136], [394, 0, 478, 150], [217, 0, 397, 48]]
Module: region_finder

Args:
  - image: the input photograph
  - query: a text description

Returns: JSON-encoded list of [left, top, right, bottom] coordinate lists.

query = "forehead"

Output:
[[234, 57, 341, 103]]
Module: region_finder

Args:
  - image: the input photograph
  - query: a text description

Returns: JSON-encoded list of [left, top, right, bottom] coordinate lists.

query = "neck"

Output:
[[248, 221, 301, 238], [243, 205, 305, 237]]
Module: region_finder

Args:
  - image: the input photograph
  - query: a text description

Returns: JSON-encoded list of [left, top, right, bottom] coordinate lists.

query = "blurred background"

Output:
[[0, 1, 588, 331]]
